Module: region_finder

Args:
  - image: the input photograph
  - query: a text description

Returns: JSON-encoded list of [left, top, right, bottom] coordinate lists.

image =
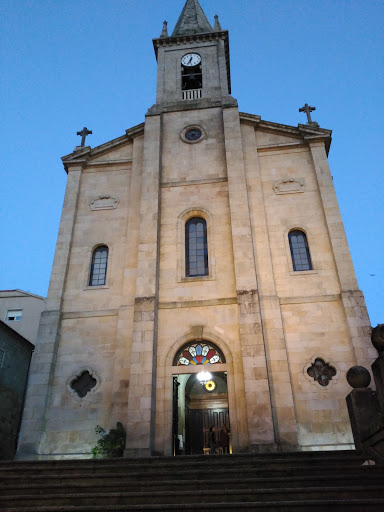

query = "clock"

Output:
[[181, 53, 201, 67]]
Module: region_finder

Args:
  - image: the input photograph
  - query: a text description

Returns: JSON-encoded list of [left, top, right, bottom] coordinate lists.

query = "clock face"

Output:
[[181, 53, 201, 67]]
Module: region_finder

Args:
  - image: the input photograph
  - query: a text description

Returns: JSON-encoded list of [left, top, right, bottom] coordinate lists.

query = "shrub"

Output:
[[92, 421, 126, 458]]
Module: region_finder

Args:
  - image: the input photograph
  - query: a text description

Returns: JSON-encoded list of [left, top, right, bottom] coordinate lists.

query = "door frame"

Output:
[[159, 330, 243, 456]]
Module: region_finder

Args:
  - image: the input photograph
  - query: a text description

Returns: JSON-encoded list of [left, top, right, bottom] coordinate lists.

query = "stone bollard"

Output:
[[345, 325, 384, 464], [345, 367, 379, 450], [371, 324, 384, 411]]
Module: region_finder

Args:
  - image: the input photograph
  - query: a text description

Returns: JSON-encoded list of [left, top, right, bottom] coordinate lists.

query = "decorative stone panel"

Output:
[[89, 195, 119, 211], [273, 177, 305, 195]]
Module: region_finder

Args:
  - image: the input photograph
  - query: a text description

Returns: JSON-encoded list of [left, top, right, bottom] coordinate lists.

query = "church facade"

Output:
[[17, 0, 375, 460]]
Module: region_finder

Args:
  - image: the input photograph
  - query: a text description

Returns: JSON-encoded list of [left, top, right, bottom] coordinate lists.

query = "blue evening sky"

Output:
[[1, 0, 383, 326]]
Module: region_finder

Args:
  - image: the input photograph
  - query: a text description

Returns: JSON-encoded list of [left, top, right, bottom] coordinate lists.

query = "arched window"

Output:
[[174, 341, 225, 366], [289, 230, 312, 271], [89, 246, 108, 286], [181, 53, 202, 100], [181, 53, 202, 91], [185, 217, 208, 277]]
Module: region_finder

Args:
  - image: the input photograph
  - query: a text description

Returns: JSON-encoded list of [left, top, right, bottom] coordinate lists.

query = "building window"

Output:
[[6, 310, 22, 321], [89, 246, 108, 286], [0, 348, 5, 368], [181, 53, 202, 91], [181, 53, 202, 100], [70, 370, 97, 398], [185, 217, 208, 277], [307, 358, 336, 387], [289, 230, 312, 271], [174, 341, 225, 366]]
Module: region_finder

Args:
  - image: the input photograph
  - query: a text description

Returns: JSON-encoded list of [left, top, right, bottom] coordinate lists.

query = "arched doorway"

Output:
[[172, 341, 231, 455]]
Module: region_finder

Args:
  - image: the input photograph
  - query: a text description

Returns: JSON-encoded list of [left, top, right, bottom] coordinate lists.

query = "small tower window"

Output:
[[185, 217, 208, 277], [289, 230, 312, 271], [181, 53, 202, 99], [89, 246, 108, 286]]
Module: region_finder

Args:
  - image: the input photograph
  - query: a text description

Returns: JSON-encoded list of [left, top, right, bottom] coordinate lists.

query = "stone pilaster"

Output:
[[223, 107, 275, 449], [240, 121, 298, 448], [309, 141, 375, 369], [110, 136, 144, 424], [124, 116, 162, 456], [217, 38, 229, 97], [16, 167, 83, 459]]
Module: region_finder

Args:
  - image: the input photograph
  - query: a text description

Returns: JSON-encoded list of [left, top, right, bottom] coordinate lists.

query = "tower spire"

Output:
[[172, 0, 213, 37], [213, 14, 222, 31]]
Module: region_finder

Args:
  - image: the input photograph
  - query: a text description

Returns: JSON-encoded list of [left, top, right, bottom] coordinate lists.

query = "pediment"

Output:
[[239, 112, 332, 154], [256, 130, 301, 146], [87, 141, 133, 165], [62, 122, 144, 172]]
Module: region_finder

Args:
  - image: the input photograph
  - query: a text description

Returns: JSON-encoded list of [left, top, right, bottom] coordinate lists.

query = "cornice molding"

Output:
[[153, 30, 229, 55]]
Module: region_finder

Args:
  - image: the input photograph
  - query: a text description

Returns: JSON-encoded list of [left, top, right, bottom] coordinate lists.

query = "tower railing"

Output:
[[183, 89, 202, 100]]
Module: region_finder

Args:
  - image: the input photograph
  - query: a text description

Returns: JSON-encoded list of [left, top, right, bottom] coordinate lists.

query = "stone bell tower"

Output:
[[150, 0, 234, 110]]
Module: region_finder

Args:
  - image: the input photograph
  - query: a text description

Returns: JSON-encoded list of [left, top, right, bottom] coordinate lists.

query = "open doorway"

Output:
[[173, 371, 230, 455]]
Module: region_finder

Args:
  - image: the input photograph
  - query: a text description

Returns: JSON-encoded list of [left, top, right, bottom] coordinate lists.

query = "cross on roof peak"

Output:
[[299, 103, 319, 126], [76, 127, 92, 147]]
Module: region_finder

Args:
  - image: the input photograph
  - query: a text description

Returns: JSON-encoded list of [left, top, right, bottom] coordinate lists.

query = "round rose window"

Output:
[[185, 128, 202, 141]]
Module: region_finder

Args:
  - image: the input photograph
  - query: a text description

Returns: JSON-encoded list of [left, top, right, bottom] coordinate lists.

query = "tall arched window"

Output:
[[186, 217, 208, 277], [89, 246, 108, 286], [181, 53, 202, 100], [289, 230, 312, 271]]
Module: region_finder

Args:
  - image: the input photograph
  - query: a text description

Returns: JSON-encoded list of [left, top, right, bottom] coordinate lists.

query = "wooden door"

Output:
[[186, 408, 229, 454]]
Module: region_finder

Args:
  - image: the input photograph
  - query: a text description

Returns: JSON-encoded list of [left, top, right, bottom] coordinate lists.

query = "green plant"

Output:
[[92, 421, 126, 458]]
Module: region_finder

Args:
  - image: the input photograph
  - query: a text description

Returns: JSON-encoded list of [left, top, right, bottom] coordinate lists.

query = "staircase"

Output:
[[1, 451, 383, 511]]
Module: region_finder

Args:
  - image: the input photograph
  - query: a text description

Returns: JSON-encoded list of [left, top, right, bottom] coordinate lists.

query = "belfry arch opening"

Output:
[[172, 341, 231, 455]]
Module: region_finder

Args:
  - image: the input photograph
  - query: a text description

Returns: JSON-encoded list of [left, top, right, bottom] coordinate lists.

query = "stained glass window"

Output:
[[185, 128, 202, 141], [289, 230, 312, 271], [89, 245, 108, 286], [186, 217, 208, 277], [174, 342, 225, 366]]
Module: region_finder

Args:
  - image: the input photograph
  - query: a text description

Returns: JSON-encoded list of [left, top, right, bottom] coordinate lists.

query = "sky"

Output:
[[1, 0, 383, 326]]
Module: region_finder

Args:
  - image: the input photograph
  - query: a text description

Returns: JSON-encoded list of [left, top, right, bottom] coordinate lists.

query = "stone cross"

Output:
[[77, 127, 92, 147], [299, 104, 316, 124]]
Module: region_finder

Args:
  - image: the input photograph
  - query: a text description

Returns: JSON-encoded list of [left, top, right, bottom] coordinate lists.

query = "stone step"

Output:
[[0, 454, 369, 477], [3, 500, 384, 512], [0, 463, 379, 486], [1, 472, 383, 495], [2, 486, 384, 508], [3, 451, 381, 511], [0, 450, 366, 469]]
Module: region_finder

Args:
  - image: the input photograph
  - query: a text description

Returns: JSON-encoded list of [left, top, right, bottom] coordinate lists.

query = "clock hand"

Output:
[[188, 56, 193, 65]]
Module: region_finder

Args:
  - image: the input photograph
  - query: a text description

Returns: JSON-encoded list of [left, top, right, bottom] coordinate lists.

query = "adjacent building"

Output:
[[0, 321, 33, 459], [0, 289, 46, 345]]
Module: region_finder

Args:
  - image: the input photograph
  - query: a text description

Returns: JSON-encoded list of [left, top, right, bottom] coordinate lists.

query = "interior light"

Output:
[[197, 371, 212, 384]]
